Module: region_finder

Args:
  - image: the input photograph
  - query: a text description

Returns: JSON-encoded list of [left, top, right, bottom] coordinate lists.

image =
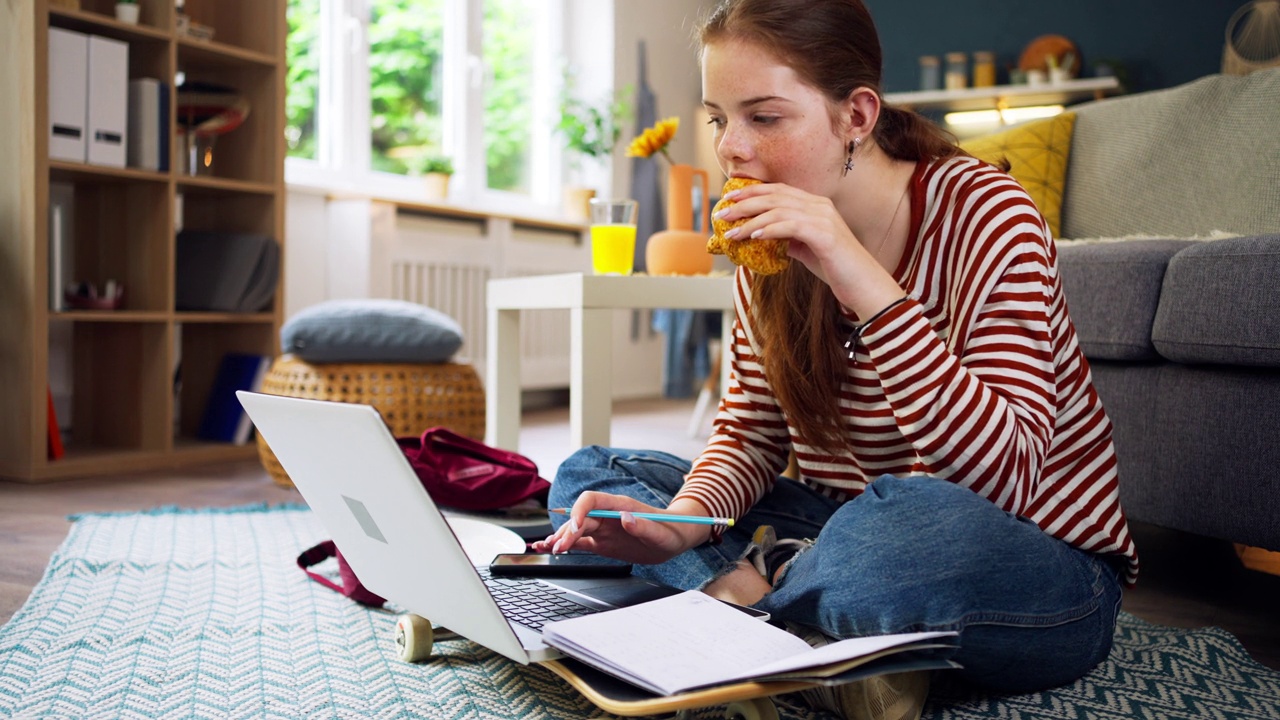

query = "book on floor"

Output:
[[199, 353, 271, 444], [540, 590, 958, 696]]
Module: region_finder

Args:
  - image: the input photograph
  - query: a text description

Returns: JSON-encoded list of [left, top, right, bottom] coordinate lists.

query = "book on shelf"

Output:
[[541, 590, 958, 696], [47, 386, 65, 461], [198, 354, 272, 444], [86, 35, 128, 168], [48, 197, 73, 311], [47, 28, 88, 163], [127, 78, 170, 172]]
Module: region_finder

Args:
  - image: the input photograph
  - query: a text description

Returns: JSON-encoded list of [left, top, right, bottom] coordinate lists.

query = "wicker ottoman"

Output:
[[256, 355, 486, 488]]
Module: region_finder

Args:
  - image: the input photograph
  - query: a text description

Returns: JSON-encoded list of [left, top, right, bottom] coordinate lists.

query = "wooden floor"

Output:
[[3, 397, 1278, 672]]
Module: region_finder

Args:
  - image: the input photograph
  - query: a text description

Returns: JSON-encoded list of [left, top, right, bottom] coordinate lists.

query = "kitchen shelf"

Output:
[[885, 77, 1121, 113]]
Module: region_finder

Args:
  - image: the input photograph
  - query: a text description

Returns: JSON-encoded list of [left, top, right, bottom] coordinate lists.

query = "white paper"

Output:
[[541, 590, 956, 696], [744, 631, 954, 678], [543, 591, 808, 694]]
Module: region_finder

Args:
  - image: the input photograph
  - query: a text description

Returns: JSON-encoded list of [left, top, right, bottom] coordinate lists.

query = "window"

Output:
[[286, 0, 571, 213]]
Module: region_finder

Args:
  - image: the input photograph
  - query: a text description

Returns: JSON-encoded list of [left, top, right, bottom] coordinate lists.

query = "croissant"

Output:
[[705, 177, 790, 276]]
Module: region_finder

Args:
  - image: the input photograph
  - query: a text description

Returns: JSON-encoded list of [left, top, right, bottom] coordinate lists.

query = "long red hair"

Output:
[[699, 0, 963, 453]]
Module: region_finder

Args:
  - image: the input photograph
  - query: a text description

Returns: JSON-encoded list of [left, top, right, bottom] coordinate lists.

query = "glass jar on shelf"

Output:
[[972, 51, 997, 87], [944, 52, 968, 90], [919, 55, 940, 91]]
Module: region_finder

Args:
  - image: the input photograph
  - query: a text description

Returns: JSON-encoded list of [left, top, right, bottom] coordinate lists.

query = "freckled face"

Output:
[[701, 38, 846, 194]]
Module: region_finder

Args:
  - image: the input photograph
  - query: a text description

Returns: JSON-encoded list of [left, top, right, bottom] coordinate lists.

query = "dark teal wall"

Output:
[[867, 0, 1247, 94]]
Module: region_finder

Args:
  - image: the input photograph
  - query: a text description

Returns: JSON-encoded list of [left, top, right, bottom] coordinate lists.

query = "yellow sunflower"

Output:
[[626, 117, 679, 163]]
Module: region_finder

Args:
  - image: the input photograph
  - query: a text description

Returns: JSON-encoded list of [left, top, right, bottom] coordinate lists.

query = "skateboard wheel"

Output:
[[395, 614, 434, 663], [723, 699, 778, 720]]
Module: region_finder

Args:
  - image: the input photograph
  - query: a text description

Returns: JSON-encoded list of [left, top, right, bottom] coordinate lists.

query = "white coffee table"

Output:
[[485, 273, 734, 452]]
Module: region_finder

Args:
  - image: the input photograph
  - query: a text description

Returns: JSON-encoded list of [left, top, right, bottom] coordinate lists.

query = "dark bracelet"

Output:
[[843, 296, 910, 359]]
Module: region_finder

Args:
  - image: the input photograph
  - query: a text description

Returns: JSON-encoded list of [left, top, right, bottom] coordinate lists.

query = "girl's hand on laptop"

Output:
[[531, 492, 710, 565]]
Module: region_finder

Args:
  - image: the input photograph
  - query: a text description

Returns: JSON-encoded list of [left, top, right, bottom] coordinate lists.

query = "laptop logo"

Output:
[[342, 495, 388, 544]]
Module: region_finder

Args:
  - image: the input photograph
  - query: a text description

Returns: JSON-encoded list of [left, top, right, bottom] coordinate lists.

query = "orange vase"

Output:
[[645, 164, 715, 276]]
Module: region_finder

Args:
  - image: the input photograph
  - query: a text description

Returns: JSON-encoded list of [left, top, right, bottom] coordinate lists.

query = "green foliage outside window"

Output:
[[369, 0, 446, 175], [482, 0, 535, 193], [285, 0, 319, 159]]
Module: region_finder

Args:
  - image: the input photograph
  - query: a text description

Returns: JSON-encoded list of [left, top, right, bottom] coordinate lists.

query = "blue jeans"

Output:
[[549, 446, 1124, 694]]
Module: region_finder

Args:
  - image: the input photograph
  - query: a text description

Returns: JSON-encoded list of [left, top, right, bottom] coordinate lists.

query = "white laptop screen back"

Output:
[[236, 391, 532, 664]]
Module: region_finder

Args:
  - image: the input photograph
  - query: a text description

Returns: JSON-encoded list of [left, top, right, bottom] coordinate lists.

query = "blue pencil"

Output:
[[549, 508, 735, 528]]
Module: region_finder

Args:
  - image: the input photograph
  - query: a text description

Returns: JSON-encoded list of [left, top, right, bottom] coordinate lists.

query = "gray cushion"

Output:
[[1057, 240, 1197, 361], [1061, 69, 1280, 240], [1152, 234, 1280, 367], [281, 299, 464, 363]]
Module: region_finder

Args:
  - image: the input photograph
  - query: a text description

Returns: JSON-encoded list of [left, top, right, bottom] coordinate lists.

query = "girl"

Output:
[[535, 1, 1136, 716]]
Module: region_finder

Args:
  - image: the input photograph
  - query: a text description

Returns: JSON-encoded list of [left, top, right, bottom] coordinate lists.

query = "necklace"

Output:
[[865, 183, 910, 263]]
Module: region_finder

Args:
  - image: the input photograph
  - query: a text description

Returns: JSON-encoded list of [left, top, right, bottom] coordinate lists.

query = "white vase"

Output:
[[115, 3, 140, 24], [562, 186, 595, 223], [422, 173, 450, 201]]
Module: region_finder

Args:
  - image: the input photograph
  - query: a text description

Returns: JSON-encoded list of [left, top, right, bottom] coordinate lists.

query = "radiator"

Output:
[[384, 206, 586, 390], [391, 262, 492, 364]]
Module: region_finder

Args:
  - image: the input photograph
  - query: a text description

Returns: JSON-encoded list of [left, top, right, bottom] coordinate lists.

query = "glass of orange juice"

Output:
[[588, 198, 639, 275]]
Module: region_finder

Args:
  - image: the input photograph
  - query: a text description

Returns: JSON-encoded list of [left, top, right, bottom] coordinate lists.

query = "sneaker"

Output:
[[742, 525, 814, 584], [834, 670, 930, 720], [789, 624, 930, 720]]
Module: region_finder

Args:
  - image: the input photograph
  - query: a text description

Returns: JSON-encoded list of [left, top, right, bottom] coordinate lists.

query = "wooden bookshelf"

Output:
[[0, 0, 285, 481]]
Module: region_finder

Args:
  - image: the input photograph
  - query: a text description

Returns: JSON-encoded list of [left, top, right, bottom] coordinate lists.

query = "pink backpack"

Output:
[[297, 427, 550, 606], [395, 427, 551, 511]]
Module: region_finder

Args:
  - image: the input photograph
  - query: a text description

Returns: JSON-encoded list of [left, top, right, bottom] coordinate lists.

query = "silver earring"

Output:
[[842, 137, 861, 177]]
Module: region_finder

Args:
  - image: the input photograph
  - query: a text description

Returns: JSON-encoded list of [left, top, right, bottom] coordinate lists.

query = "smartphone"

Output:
[[488, 552, 633, 578]]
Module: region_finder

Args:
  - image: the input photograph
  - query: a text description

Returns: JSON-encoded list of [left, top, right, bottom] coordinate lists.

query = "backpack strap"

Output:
[[296, 540, 345, 595]]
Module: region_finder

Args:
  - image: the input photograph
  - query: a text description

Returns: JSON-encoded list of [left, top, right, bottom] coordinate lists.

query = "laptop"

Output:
[[236, 391, 685, 664]]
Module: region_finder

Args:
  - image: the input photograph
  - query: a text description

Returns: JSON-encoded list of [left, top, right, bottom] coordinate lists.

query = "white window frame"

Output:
[[285, 0, 577, 219]]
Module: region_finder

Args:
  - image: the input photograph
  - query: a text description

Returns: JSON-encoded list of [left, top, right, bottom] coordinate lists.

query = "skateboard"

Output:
[[394, 613, 815, 720], [539, 655, 815, 719]]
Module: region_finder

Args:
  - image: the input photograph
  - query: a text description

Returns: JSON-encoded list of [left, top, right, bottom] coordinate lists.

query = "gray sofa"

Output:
[[1055, 68, 1280, 552]]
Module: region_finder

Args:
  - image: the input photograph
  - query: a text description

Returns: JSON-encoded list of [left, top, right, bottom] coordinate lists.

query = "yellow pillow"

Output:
[[960, 112, 1076, 238]]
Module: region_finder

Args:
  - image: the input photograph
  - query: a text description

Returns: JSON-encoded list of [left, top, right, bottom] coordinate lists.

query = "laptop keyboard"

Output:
[[477, 567, 600, 630]]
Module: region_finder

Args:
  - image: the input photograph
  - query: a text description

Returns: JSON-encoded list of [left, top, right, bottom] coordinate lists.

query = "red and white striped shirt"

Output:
[[675, 156, 1139, 585]]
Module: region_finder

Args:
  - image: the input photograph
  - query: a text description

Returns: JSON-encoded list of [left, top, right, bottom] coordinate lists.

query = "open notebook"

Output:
[[541, 590, 959, 696]]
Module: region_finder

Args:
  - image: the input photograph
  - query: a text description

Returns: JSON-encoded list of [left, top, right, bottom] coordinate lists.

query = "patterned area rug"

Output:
[[1, 505, 1277, 719]]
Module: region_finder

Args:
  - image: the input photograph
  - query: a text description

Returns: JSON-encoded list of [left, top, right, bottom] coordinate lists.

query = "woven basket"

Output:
[[256, 355, 486, 488]]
